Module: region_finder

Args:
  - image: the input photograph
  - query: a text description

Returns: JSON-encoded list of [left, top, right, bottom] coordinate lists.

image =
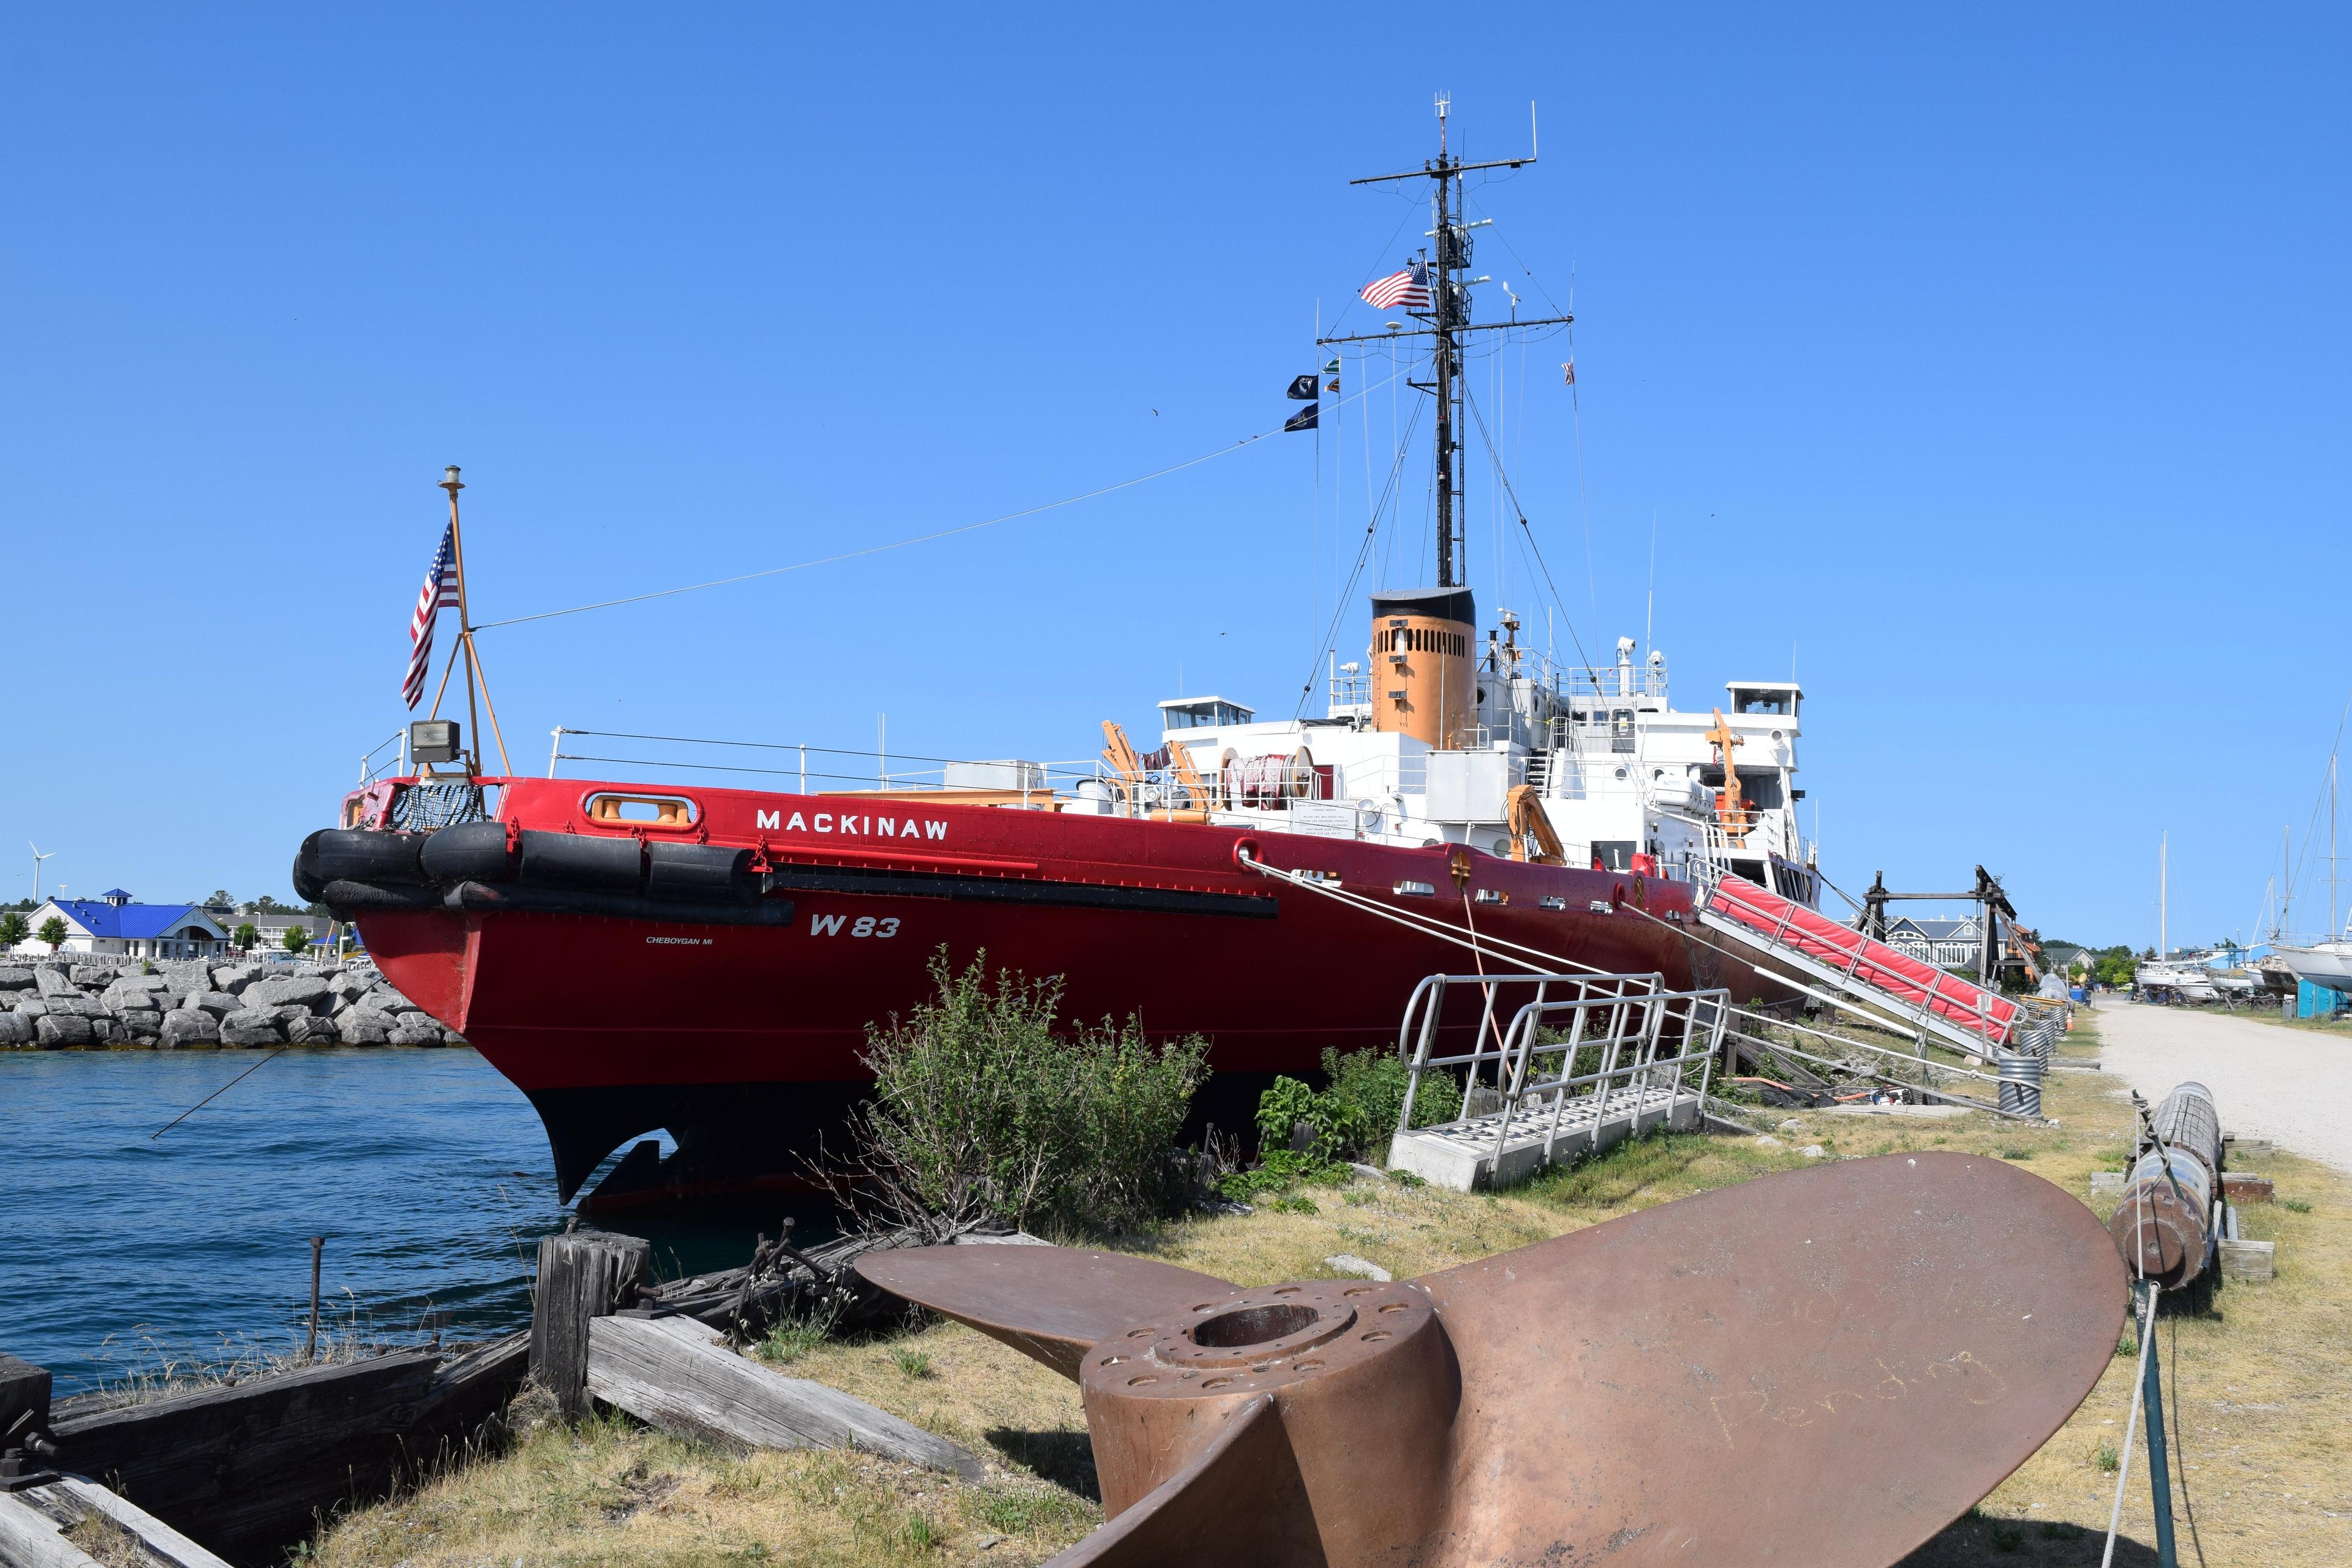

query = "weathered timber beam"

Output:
[[50, 1351, 440, 1562], [0, 1474, 235, 1568], [586, 1313, 985, 1482]]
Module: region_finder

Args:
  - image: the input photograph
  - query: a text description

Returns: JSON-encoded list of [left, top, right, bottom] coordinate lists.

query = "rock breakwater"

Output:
[[0, 957, 463, 1049]]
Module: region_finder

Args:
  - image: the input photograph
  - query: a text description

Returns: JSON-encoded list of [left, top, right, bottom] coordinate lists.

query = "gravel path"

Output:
[[2094, 995, 2352, 1172]]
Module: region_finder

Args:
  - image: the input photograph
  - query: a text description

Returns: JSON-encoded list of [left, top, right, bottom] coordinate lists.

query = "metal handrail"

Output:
[[1480, 985, 1728, 1164], [1393, 971, 1726, 1170]]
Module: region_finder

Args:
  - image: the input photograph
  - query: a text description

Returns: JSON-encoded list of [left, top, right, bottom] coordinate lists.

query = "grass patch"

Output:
[[309, 1002, 2352, 1567], [755, 1304, 839, 1368]]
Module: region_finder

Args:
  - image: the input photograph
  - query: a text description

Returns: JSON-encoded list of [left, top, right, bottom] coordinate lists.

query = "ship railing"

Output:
[[546, 726, 1110, 803], [1326, 666, 1372, 713], [535, 725, 1447, 829], [358, 732, 409, 784], [1393, 970, 1727, 1169], [1500, 651, 1670, 705], [2271, 929, 2352, 950]]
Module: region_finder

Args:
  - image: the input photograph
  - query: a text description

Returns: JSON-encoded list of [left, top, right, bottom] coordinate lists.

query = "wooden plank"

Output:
[[2220, 1238, 2277, 1281], [0, 1491, 91, 1568], [0, 1474, 236, 1568], [531, 1231, 652, 1420], [586, 1314, 984, 1481]]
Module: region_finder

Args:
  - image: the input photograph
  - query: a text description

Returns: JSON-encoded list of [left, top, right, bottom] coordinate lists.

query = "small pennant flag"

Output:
[[1561, 359, 1577, 386], [1326, 377, 1340, 393], [1322, 357, 1340, 375], [1286, 373, 1318, 400], [1360, 262, 1431, 311], [1284, 402, 1319, 432]]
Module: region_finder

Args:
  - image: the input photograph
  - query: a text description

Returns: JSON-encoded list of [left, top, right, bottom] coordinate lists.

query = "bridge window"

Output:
[[1728, 687, 1795, 717]]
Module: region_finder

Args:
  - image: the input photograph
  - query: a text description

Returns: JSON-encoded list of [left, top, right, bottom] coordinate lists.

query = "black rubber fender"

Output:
[[421, 821, 519, 884], [317, 879, 444, 914], [644, 842, 758, 905], [517, 829, 645, 894], [293, 829, 427, 902]]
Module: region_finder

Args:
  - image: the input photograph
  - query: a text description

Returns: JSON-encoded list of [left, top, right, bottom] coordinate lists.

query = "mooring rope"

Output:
[[1237, 851, 1600, 976], [152, 1048, 287, 1140]]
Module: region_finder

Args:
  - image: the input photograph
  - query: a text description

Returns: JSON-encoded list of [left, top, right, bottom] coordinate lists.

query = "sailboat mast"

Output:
[[2160, 831, 2167, 960]]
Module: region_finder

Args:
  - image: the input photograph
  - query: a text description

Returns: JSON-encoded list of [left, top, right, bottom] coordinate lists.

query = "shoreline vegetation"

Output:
[[281, 1001, 2352, 1567]]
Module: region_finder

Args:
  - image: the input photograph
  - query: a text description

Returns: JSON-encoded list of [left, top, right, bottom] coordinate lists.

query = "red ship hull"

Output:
[[341, 777, 1777, 1198]]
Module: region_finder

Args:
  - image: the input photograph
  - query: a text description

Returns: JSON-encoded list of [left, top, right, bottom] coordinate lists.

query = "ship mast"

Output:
[[1431, 99, 1461, 587], [1320, 98, 1570, 591]]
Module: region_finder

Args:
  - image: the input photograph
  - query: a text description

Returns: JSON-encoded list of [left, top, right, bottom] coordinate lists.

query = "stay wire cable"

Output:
[[473, 364, 1415, 635], [1291, 395, 1427, 720], [1460, 381, 1594, 671]]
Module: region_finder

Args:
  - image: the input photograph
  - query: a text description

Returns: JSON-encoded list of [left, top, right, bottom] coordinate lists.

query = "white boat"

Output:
[[2271, 752, 2352, 995], [2137, 835, 2218, 1000], [2274, 936, 2352, 992], [2135, 957, 2218, 1004]]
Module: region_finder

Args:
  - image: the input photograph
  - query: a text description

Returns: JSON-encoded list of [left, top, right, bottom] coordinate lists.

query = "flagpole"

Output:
[[425, 633, 464, 726], [440, 467, 513, 775]]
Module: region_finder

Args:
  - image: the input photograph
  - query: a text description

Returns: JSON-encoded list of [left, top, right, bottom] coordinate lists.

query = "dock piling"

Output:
[[530, 1231, 652, 1420]]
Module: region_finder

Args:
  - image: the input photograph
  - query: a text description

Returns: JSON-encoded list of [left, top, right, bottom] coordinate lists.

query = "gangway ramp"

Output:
[[1385, 971, 1729, 1191], [1700, 876, 2021, 1059]]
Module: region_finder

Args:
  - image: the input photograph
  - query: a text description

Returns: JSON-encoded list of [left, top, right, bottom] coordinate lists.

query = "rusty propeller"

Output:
[[857, 1152, 2127, 1567]]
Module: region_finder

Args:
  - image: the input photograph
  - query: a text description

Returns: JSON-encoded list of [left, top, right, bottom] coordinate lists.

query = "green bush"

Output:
[[1321, 1046, 1461, 1147], [1246, 1050, 1464, 1174], [856, 951, 1209, 1237]]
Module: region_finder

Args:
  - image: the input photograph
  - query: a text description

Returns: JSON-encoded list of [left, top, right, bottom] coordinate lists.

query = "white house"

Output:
[[224, 907, 337, 953], [9, 890, 230, 960], [1883, 915, 1985, 969]]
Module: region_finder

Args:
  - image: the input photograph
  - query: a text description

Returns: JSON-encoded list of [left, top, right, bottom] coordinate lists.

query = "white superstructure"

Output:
[[1076, 616, 1817, 907]]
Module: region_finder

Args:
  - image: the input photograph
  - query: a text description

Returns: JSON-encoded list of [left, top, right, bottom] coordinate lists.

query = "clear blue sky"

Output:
[[3, 6, 2345, 949]]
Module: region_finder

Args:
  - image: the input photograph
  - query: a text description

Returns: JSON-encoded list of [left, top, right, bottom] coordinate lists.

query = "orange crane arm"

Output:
[[1507, 784, 1567, 865], [1166, 737, 1210, 810], [1099, 720, 1144, 784]]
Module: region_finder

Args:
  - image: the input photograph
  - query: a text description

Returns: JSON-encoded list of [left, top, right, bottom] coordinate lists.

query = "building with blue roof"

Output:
[[8, 889, 230, 960]]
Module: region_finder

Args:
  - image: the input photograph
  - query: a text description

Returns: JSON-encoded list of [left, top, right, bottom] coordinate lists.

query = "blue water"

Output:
[[1, 1049, 774, 1396]]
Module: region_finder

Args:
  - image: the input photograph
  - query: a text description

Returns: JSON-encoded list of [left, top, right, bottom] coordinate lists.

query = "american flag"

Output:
[[1360, 262, 1431, 312], [401, 524, 461, 709]]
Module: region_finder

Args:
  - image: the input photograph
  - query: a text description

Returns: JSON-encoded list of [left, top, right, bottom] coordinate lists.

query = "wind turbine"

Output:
[[29, 843, 55, 904]]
